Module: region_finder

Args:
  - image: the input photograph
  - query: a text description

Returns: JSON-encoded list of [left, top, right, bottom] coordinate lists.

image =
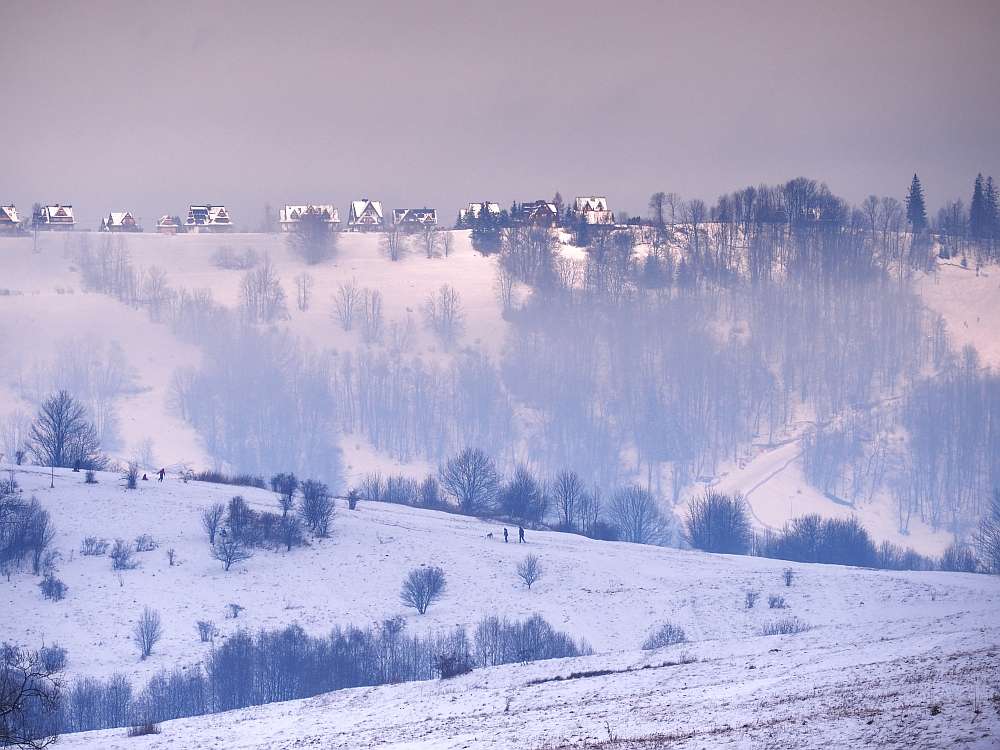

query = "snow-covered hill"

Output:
[[3, 464, 996, 749]]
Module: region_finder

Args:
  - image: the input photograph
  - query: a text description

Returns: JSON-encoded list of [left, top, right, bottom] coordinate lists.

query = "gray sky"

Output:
[[2, 0, 998, 230]]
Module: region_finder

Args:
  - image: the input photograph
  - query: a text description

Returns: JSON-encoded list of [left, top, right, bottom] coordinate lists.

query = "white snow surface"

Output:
[[2, 464, 999, 749]]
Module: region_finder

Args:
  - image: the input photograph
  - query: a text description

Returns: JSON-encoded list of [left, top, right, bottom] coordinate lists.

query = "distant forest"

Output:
[[42, 174, 1000, 544]]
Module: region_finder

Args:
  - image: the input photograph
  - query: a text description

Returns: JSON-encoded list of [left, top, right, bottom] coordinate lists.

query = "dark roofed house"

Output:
[[156, 216, 179, 234], [186, 205, 233, 233], [520, 200, 559, 228], [280, 205, 340, 232], [0, 205, 22, 234], [99, 212, 141, 232], [392, 207, 437, 232]]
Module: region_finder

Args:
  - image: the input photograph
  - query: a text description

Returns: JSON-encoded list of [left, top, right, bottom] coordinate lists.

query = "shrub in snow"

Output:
[[768, 594, 787, 609], [122, 461, 139, 490], [133, 607, 162, 660], [745, 590, 760, 609], [84, 470, 97, 484], [642, 621, 686, 650], [346, 488, 361, 511], [757, 617, 810, 636], [80, 536, 109, 556], [228, 603, 245, 618], [200, 502, 225, 544], [299, 479, 334, 536], [435, 653, 473, 679], [684, 491, 751, 554], [39, 573, 67, 601], [166, 549, 176, 566], [270, 472, 298, 516], [783, 568, 794, 586], [401, 566, 446, 614], [211, 537, 253, 571], [134, 534, 157, 552], [516, 554, 544, 589], [383, 475, 419, 506], [196, 620, 217, 642], [110, 538, 137, 570]]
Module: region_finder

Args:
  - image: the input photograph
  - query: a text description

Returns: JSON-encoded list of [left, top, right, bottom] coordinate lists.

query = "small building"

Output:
[[575, 196, 613, 225], [279, 205, 340, 232], [33, 204, 76, 231], [0, 205, 22, 234], [185, 205, 233, 233], [392, 207, 437, 232], [347, 200, 385, 232], [99, 212, 141, 232], [156, 216, 179, 234], [520, 200, 559, 228], [459, 202, 501, 224]]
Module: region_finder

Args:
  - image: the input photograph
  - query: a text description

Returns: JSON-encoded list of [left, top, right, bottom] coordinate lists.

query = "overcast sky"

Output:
[[2, 0, 998, 230]]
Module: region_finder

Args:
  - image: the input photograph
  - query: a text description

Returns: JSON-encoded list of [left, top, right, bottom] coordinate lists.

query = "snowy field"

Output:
[[2, 463, 996, 749]]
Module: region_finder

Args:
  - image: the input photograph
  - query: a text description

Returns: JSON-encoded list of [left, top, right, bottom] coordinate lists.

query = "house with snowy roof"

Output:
[[347, 200, 385, 232], [280, 205, 340, 232], [392, 207, 437, 232], [185, 205, 233, 233], [459, 202, 501, 225], [519, 200, 560, 227], [99, 212, 141, 232], [0, 205, 22, 234], [156, 216, 179, 234], [33, 204, 76, 230], [575, 196, 613, 225]]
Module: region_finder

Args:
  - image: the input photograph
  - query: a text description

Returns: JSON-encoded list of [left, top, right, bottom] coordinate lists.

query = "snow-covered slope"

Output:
[[4, 463, 995, 749]]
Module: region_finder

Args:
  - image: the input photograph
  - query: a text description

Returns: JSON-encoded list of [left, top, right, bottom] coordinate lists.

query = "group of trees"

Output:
[[0, 475, 56, 578]]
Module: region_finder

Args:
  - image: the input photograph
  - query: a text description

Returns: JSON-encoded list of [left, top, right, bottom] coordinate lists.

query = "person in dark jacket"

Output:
[[518, 526, 525, 543]]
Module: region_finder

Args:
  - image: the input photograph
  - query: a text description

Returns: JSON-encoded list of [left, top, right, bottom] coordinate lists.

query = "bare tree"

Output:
[[333, 278, 360, 331], [400, 566, 446, 614], [516, 554, 544, 589], [553, 470, 584, 530], [299, 479, 334, 536], [0, 410, 30, 465], [286, 210, 337, 264], [664, 192, 682, 226], [684, 199, 707, 257], [379, 225, 408, 261], [608, 486, 669, 545], [211, 536, 253, 571], [421, 284, 466, 352], [416, 228, 439, 259], [439, 231, 454, 258], [132, 607, 162, 660], [269, 472, 298, 516], [440, 448, 499, 514], [27, 391, 103, 469], [109, 538, 137, 570], [649, 192, 666, 227], [201, 503, 225, 544], [294, 273, 314, 312], [0, 643, 65, 749], [239, 254, 287, 323], [360, 288, 383, 344], [684, 491, 751, 554]]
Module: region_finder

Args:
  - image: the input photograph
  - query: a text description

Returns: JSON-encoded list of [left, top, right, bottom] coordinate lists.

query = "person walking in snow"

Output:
[[503, 528, 509, 543], [158, 468, 165, 482], [518, 526, 525, 543]]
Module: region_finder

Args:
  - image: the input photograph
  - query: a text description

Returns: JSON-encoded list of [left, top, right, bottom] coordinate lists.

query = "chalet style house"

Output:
[[33, 204, 76, 230], [459, 202, 501, 224], [520, 200, 559, 227], [185, 205, 233, 233], [156, 216, 179, 234], [347, 200, 385, 232], [0, 206, 22, 234], [392, 208, 437, 232], [99, 212, 141, 232], [575, 196, 613, 224], [279, 205, 340, 232]]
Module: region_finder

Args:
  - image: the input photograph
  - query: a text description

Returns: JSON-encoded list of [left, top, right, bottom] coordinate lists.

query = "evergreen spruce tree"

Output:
[[984, 176, 999, 241], [970, 173, 986, 238], [905, 174, 927, 233]]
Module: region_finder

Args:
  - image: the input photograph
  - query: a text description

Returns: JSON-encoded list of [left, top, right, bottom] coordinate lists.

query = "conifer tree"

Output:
[[984, 176, 999, 241], [905, 174, 927, 233], [970, 173, 986, 238]]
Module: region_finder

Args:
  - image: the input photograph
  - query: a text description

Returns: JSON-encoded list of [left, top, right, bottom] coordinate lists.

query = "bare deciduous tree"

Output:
[[439, 230, 454, 258], [440, 448, 499, 514], [239, 254, 287, 324], [133, 607, 162, 660], [421, 284, 466, 352], [294, 273, 314, 312], [211, 536, 253, 571], [400, 566, 446, 614], [516, 553, 544, 589], [360, 288, 383, 344], [416, 228, 439, 259], [333, 278, 360, 331], [379, 225, 408, 262], [27, 391, 103, 469], [553, 470, 584, 530], [201, 503, 225, 544], [608, 486, 669, 545], [299, 480, 334, 536], [0, 643, 65, 749], [286, 210, 337, 264]]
